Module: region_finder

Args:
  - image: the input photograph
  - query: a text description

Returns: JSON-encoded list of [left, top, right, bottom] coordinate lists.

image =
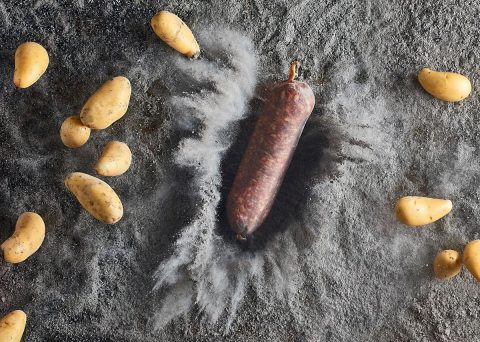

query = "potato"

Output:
[[0, 310, 26, 342], [60, 116, 91, 148], [65, 172, 123, 224], [151, 10, 200, 58], [1, 212, 45, 264], [395, 196, 452, 226], [14, 42, 49, 88], [418, 68, 471, 102], [433, 249, 462, 279], [463, 240, 480, 281], [94, 141, 132, 176], [80, 76, 131, 129]]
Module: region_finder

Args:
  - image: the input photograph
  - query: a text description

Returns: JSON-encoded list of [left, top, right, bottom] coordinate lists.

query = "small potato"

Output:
[[80, 76, 131, 129], [463, 240, 480, 281], [433, 250, 462, 279], [151, 10, 200, 58], [14, 42, 49, 88], [1, 212, 45, 264], [94, 141, 132, 176], [395, 196, 452, 226], [0, 310, 27, 342], [60, 116, 91, 148], [65, 172, 123, 224], [418, 68, 471, 102]]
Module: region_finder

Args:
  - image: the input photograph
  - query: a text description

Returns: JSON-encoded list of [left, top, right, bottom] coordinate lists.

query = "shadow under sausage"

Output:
[[217, 99, 343, 252]]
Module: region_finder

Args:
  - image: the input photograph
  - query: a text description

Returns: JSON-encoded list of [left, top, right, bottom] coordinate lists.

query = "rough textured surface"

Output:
[[1, 1, 480, 341]]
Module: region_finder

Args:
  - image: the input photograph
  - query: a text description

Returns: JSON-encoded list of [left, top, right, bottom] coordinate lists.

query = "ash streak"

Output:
[[153, 28, 258, 330]]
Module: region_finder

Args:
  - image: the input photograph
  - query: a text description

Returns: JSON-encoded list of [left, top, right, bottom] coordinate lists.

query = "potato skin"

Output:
[[60, 116, 91, 148], [418, 68, 471, 102], [1, 212, 45, 264], [94, 141, 132, 176], [395, 196, 452, 226], [463, 240, 480, 281], [65, 172, 123, 224], [433, 250, 462, 279], [14, 42, 49, 88], [151, 10, 200, 58], [80, 76, 131, 129], [0, 310, 27, 342]]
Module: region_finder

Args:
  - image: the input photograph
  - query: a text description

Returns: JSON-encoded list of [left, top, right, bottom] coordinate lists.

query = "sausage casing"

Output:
[[227, 62, 315, 237]]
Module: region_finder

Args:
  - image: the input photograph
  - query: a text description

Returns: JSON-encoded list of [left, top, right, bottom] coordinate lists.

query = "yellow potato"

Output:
[[418, 68, 471, 102], [0, 310, 26, 342], [14, 42, 49, 88], [94, 141, 132, 176], [80, 76, 131, 129], [433, 249, 462, 279], [395, 196, 452, 226], [463, 240, 480, 281], [1, 212, 45, 264], [60, 116, 91, 148], [65, 172, 123, 224], [151, 10, 200, 58]]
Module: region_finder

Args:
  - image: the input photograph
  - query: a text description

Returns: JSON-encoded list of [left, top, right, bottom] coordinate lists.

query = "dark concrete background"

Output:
[[1, 1, 480, 341]]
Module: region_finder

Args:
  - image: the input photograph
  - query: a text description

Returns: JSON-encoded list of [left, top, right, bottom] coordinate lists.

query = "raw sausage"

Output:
[[227, 61, 315, 239]]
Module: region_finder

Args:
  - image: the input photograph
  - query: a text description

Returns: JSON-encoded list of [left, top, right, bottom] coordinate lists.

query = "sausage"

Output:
[[227, 61, 315, 239]]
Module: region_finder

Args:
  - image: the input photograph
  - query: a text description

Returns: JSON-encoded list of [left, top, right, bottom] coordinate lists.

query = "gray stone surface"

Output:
[[1, 0, 479, 341]]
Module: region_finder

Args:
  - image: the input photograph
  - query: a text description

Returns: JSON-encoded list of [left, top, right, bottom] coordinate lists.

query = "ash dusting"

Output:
[[152, 28, 258, 330], [1, 1, 480, 341]]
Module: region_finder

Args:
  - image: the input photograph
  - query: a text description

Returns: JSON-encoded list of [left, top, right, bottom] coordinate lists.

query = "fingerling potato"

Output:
[[80, 76, 131, 129], [418, 68, 471, 102], [94, 141, 132, 176], [151, 10, 200, 58], [395, 196, 452, 226], [433, 249, 462, 279], [0, 310, 27, 342], [14, 42, 49, 88], [1, 212, 45, 263], [60, 116, 91, 148], [65, 172, 123, 224], [463, 240, 480, 281]]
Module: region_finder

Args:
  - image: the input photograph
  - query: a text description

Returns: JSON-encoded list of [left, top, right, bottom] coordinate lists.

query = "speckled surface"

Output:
[[1, 1, 480, 341]]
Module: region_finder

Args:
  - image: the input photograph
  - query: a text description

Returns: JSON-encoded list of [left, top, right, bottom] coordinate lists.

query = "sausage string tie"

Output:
[[288, 60, 300, 82]]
